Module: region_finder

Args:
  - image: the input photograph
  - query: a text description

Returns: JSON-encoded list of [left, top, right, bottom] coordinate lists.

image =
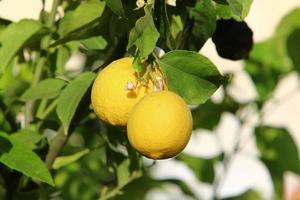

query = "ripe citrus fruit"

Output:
[[127, 90, 193, 159], [91, 57, 155, 126]]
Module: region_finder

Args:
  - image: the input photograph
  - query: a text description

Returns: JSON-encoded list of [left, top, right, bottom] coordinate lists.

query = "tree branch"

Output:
[[45, 127, 68, 169]]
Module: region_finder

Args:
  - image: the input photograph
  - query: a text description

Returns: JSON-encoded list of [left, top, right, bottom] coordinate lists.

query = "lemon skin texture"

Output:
[[91, 57, 153, 126], [127, 91, 193, 159]]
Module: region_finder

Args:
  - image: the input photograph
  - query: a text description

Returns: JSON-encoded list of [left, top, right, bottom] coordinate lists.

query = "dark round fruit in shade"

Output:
[[212, 19, 253, 60]]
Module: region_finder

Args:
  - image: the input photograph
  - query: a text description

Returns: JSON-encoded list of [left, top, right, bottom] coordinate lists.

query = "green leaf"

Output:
[[192, 96, 238, 129], [57, 72, 96, 135], [246, 9, 300, 87], [158, 50, 225, 104], [127, 4, 160, 57], [215, 3, 233, 20], [0, 132, 54, 186], [0, 19, 46, 73], [0, 18, 10, 37], [56, 45, 71, 75], [53, 8, 111, 47], [189, 0, 217, 49], [169, 15, 183, 40], [256, 126, 300, 173], [104, 0, 125, 17], [193, 101, 222, 129], [177, 154, 215, 183], [11, 128, 43, 150], [58, 0, 106, 37], [226, 0, 253, 20], [245, 41, 284, 102], [0, 63, 31, 104], [255, 126, 300, 199], [117, 159, 131, 187], [248, 39, 290, 73], [132, 51, 144, 73], [275, 8, 300, 74], [53, 148, 111, 199], [57, 11, 74, 37], [275, 8, 300, 41], [215, 0, 252, 21], [20, 78, 67, 101], [53, 148, 90, 169], [80, 36, 108, 50]]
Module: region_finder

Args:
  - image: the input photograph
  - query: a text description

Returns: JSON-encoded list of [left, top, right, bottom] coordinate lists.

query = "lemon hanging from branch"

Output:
[[127, 90, 193, 159], [91, 57, 164, 126]]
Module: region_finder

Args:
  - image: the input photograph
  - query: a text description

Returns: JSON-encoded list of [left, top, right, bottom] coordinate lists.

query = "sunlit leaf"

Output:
[[58, 0, 105, 37], [215, 0, 253, 21], [0, 19, 47, 73], [169, 15, 183, 40], [227, 0, 253, 20]]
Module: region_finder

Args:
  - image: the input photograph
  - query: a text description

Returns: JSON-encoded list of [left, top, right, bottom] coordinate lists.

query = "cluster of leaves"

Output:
[[0, 0, 299, 199]]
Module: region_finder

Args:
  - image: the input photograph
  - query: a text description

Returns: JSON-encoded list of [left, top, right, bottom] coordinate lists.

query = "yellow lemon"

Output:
[[127, 91, 193, 159], [91, 57, 154, 126]]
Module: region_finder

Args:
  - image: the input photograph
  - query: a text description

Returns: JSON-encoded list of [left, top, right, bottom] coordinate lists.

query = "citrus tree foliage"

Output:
[[0, 0, 299, 199]]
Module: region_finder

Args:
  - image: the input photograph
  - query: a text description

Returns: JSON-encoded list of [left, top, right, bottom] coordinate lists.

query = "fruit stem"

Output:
[[137, 64, 151, 87], [149, 70, 160, 89]]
